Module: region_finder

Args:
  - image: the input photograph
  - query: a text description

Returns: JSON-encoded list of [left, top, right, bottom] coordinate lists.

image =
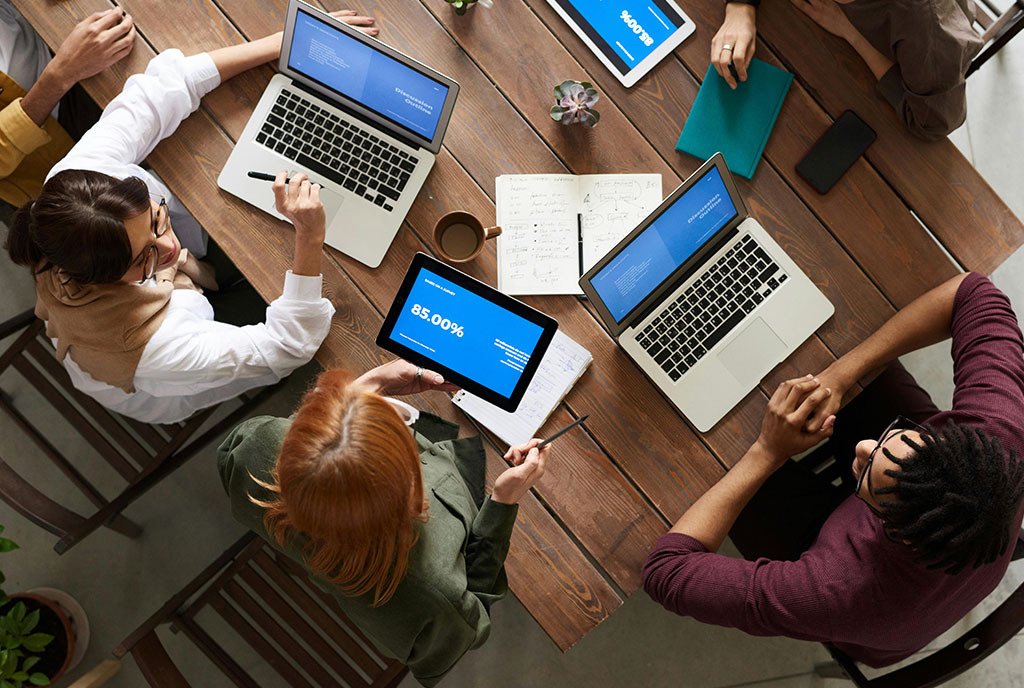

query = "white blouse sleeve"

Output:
[[48, 49, 221, 176], [132, 272, 335, 397]]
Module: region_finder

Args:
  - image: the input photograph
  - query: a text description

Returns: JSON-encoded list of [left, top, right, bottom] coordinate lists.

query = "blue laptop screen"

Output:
[[591, 166, 738, 323], [288, 9, 449, 140], [388, 266, 545, 397]]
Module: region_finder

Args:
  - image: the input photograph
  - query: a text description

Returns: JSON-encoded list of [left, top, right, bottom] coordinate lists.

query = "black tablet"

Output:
[[377, 254, 558, 412]]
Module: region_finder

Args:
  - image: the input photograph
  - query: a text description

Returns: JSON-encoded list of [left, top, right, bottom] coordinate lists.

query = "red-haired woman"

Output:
[[218, 359, 550, 687]]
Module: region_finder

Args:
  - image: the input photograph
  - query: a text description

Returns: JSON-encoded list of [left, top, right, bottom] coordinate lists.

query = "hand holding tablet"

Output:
[[377, 254, 558, 412]]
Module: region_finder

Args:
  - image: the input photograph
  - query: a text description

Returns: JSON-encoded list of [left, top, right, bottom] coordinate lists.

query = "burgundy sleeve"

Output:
[[941, 273, 1024, 451], [642, 533, 835, 641]]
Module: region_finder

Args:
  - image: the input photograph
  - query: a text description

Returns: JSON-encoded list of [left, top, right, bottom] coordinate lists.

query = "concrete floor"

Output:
[[1, 19, 1023, 688]]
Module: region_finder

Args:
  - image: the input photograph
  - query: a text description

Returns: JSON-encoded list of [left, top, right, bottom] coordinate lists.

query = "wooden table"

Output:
[[20, 0, 1024, 652]]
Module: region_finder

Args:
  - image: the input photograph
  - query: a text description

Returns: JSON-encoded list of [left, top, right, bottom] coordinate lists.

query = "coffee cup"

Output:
[[433, 211, 502, 263]]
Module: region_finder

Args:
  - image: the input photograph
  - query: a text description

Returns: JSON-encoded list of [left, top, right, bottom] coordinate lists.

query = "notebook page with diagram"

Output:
[[452, 330, 592, 446], [496, 174, 661, 295]]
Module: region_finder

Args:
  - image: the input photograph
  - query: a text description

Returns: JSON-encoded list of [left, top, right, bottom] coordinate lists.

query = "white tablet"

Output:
[[547, 0, 696, 88]]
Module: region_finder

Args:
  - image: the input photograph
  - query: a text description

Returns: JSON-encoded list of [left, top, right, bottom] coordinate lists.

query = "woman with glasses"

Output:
[[644, 272, 1024, 669], [218, 359, 550, 687], [3, 11, 377, 424]]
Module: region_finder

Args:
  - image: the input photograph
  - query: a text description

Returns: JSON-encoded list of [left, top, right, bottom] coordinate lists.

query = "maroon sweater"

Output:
[[643, 273, 1024, 667]]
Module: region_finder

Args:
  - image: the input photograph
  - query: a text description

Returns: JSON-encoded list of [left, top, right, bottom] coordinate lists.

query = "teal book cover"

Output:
[[676, 59, 793, 179]]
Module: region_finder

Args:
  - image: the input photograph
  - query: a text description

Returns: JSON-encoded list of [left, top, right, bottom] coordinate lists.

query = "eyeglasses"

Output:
[[856, 415, 928, 516], [129, 196, 171, 283], [384, 397, 420, 427]]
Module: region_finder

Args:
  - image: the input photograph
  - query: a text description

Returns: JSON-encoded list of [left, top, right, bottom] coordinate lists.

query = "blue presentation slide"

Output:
[[391, 268, 545, 397], [288, 11, 449, 139], [563, 0, 683, 69], [592, 167, 738, 322]]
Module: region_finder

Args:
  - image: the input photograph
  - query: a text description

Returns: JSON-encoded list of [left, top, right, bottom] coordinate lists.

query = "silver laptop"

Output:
[[218, 0, 459, 268], [580, 154, 834, 432]]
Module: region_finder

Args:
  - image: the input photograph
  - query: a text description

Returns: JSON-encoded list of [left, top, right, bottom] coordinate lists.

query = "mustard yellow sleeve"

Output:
[[0, 98, 52, 177]]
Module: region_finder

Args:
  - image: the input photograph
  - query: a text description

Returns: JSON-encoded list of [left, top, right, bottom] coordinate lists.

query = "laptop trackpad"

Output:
[[319, 188, 344, 224], [718, 317, 788, 385]]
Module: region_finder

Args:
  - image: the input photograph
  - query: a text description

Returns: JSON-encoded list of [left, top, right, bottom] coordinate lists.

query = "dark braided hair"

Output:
[[874, 422, 1024, 575]]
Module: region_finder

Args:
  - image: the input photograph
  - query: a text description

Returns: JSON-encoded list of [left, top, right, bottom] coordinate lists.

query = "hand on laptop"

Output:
[[755, 375, 836, 465], [333, 9, 379, 37], [355, 359, 461, 396]]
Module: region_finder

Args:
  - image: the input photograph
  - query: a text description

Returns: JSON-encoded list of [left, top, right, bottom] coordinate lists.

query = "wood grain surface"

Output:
[[15, 0, 1023, 650]]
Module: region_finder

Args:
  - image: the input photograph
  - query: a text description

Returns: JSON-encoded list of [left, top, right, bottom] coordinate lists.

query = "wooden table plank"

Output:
[[19, 0, 625, 650], [754, 0, 1024, 272]]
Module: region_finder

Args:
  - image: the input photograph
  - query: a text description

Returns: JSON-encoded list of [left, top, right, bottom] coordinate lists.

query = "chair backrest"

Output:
[[0, 310, 268, 554], [828, 528, 1024, 688], [967, 0, 1024, 77], [115, 534, 408, 688]]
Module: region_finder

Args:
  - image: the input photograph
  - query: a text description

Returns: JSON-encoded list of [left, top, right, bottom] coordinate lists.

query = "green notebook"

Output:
[[676, 59, 793, 179]]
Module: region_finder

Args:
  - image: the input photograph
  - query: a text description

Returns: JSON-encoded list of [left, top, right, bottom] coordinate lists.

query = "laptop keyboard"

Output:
[[635, 235, 788, 382], [256, 89, 418, 212]]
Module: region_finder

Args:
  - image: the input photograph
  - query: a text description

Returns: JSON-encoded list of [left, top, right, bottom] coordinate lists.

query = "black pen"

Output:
[[247, 171, 320, 185], [537, 415, 589, 449], [577, 213, 584, 278]]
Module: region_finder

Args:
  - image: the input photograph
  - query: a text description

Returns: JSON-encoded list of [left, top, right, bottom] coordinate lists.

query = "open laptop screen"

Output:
[[590, 166, 737, 323], [287, 9, 450, 141]]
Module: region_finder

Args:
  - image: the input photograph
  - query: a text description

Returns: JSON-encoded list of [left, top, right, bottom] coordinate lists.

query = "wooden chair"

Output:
[[0, 309, 279, 554], [967, 0, 1024, 76], [112, 533, 408, 688]]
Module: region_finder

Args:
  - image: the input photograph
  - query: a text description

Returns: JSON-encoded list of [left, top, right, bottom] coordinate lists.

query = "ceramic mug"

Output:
[[433, 211, 502, 262]]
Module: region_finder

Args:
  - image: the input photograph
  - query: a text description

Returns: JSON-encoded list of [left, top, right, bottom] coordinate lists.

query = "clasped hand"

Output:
[[755, 374, 841, 465]]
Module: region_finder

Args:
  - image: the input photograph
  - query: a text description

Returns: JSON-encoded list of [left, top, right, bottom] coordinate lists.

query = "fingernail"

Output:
[[806, 374, 813, 379]]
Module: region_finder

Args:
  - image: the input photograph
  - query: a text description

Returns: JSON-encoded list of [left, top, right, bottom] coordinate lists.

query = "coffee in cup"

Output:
[[433, 211, 502, 263]]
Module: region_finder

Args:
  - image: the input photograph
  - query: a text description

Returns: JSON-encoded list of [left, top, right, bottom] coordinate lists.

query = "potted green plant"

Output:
[[444, 0, 492, 15], [550, 80, 601, 128], [0, 527, 89, 686]]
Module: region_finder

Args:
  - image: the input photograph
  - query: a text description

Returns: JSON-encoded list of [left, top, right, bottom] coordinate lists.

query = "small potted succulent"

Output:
[[444, 0, 492, 15], [550, 80, 601, 128], [0, 527, 89, 686]]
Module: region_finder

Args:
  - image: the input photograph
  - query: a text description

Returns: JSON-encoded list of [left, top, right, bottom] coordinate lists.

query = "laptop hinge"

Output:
[[289, 79, 423, 152], [625, 227, 740, 331]]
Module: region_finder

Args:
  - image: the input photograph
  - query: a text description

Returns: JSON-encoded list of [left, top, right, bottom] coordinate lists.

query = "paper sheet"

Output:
[[452, 330, 592, 446], [496, 174, 662, 295]]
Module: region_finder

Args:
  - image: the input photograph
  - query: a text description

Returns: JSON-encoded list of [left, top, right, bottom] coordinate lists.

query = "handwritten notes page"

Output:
[[452, 330, 592, 446], [496, 174, 662, 295]]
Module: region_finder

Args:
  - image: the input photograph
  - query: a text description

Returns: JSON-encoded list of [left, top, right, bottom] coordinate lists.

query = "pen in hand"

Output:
[[537, 415, 589, 449], [247, 170, 320, 185]]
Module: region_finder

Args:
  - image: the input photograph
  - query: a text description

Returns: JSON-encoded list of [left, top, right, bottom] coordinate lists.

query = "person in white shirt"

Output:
[[4, 12, 378, 424]]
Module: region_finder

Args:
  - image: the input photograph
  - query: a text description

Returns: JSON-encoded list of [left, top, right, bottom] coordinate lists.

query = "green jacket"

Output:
[[217, 413, 518, 687]]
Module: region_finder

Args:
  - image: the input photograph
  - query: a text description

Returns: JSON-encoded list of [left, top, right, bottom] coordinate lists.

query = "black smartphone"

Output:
[[796, 110, 877, 194]]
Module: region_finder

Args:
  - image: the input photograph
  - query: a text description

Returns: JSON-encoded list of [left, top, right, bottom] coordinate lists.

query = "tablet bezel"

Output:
[[545, 0, 696, 88], [376, 253, 558, 412]]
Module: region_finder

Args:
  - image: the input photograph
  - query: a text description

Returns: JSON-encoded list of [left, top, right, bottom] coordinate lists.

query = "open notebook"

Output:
[[452, 330, 592, 446], [496, 173, 662, 295]]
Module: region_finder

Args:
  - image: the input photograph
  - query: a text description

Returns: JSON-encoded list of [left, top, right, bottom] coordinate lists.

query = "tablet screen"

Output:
[[550, 0, 690, 76], [378, 255, 557, 411]]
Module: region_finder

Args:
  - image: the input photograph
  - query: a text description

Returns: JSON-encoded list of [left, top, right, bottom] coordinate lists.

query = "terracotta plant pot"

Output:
[[4, 588, 89, 682]]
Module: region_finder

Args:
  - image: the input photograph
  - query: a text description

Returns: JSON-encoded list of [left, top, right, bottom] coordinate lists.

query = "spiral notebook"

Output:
[[452, 330, 592, 446]]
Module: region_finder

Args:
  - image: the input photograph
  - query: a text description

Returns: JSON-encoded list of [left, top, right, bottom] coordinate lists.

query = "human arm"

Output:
[[668, 377, 835, 550], [20, 9, 135, 126], [0, 9, 134, 177], [207, 11, 378, 83], [712, 3, 758, 89], [806, 273, 968, 430], [352, 358, 460, 395], [49, 11, 375, 176]]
